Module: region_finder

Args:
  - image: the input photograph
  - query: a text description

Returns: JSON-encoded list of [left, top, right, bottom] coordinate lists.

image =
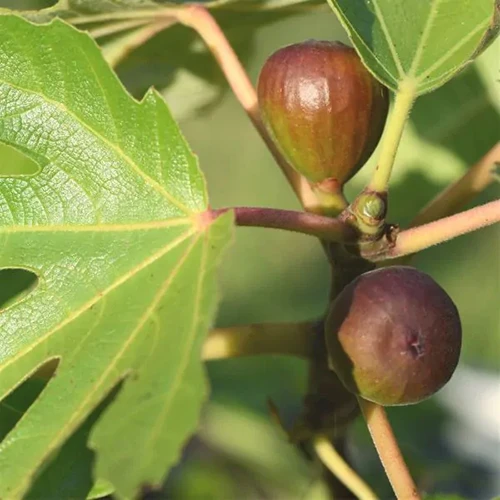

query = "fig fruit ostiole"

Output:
[[325, 266, 462, 406], [257, 40, 389, 213]]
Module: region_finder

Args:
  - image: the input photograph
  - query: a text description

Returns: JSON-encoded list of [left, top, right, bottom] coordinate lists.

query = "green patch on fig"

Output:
[[257, 40, 389, 185], [325, 266, 462, 406]]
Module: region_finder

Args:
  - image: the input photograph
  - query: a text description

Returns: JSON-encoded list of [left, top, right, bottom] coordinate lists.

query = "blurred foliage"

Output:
[[0, 0, 498, 498], [0, 375, 118, 499]]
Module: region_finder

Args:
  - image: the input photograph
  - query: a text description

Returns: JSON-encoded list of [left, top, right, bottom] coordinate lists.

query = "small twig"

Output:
[[202, 322, 316, 360], [176, 4, 318, 211], [314, 434, 378, 500], [88, 18, 153, 39], [410, 142, 500, 227], [208, 207, 355, 242], [102, 18, 176, 68], [368, 81, 416, 194], [357, 398, 421, 500], [67, 9, 164, 25], [383, 198, 500, 260]]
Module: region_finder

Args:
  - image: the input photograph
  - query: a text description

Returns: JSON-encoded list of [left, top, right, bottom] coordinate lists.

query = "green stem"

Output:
[[368, 81, 417, 193], [67, 9, 170, 25], [311, 181, 349, 217], [89, 18, 153, 39], [314, 434, 378, 500], [102, 19, 175, 68], [410, 142, 500, 227], [202, 322, 316, 360]]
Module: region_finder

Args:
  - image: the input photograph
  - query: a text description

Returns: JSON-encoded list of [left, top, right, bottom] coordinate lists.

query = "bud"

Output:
[[325, 266, 462, 406], [257, 40, 389, 185]]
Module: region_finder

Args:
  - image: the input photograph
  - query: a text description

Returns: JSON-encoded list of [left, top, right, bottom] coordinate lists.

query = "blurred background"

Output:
[[0, 1, 499, 498]]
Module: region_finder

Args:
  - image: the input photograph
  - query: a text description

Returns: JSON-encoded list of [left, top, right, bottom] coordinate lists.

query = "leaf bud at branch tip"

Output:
[[343, 189, 388, 239]]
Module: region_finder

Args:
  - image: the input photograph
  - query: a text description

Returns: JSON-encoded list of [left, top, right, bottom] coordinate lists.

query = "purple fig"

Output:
[[325, 266, 462, 406], [257, 40, 389, 185]]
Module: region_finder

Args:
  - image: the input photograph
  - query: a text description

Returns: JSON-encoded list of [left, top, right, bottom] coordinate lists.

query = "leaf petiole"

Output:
[[208, 207, 355, 242], [367, 80, 417, 194], [88, 18, 153, 39], [314, 434, 379, 500], [202, 322, 317, 361]]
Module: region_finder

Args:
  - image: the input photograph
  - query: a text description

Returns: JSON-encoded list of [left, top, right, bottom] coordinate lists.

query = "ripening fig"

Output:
[[257, 40, 389, 186], [325, 266, 462, 406]]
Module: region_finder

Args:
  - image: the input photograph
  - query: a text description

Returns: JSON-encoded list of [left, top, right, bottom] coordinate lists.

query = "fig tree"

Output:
[[325, 266, 462, 406], [257, 40, 389, 186]]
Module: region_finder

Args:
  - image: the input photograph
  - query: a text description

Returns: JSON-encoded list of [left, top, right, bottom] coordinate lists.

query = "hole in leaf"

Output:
[[0, 358, 60, 442], [26, 382, 123, 500], [0, 143, 40, 175], [0, 268, 38, 308], [0, 0, 57, 10]]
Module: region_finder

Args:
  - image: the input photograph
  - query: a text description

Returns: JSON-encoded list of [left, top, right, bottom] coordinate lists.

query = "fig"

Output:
[[325, 266, 462, 406], [257, 40, 389, 185]]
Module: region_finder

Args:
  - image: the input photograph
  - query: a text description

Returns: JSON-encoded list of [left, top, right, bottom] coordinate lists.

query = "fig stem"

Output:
[[357, 398, 421, 500], [311, 185, 349, 217], [367, 80, 416, 194], [386, 198, 500, 259], [314, 434, 378, 500], [202, 322, 316, 360], [209, 207, 356, 242], [410, 142, 500, 227]]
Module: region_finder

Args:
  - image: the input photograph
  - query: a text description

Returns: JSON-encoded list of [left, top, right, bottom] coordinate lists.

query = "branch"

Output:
[[357, 398, 421, 500], [202, 322, 316, 360], [208, 207, 356, 242], [383, 198, 500, 260], [367, 80, 416, 194], [176, 4, 318, 211], [314, 434, 378, 500], [411, 142, 500, 227]]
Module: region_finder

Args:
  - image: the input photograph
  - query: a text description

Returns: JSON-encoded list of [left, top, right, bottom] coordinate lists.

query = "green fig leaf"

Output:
[[0, 14, 232, 499], [327, 0, 499, 95]]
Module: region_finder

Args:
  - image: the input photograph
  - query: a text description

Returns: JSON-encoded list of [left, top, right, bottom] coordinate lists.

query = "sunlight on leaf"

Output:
[[327, 0, 498, 95], [0, 15, 232, 499]]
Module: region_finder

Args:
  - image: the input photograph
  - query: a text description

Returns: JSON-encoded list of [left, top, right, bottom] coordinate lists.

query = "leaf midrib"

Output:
[[0, 217, 192, 234], [9, 230, 204, 498], [0, 226, 197, 379]]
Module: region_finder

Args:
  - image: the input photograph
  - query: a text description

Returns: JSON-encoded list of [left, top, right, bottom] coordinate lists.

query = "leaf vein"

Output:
[[371, 0, 405, 78], [416, 17, 490, 83], [408, 0, 440, 78], [0, 80, 192, 215], [0, 227, 196, 381]]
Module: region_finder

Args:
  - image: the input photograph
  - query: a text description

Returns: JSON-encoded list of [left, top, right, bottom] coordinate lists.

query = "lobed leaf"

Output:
[[0, 14, 232, 499], [327, 0, 499, 95]]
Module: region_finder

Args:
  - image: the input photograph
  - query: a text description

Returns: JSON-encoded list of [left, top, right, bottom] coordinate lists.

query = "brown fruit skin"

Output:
[[257, 40, 389, 184], [325, 266, 462, 406]]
